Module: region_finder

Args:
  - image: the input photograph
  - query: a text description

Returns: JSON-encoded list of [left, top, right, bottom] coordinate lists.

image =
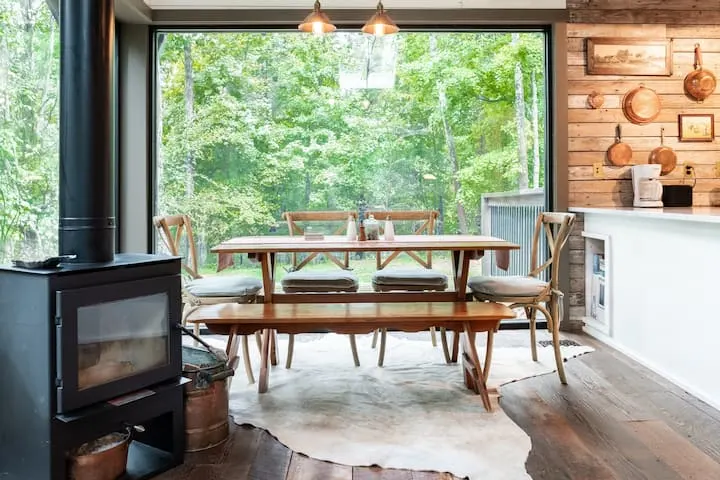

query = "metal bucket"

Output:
[[181, 333, 234, 452]]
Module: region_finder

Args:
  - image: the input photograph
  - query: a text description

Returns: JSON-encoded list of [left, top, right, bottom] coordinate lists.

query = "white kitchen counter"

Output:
[[570, 206, 720, 224], [570, 206, 720, 411]]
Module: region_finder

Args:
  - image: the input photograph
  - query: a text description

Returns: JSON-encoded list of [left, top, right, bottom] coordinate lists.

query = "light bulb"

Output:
[[373, 24, 386, 36], [312, 21, 324, 35]]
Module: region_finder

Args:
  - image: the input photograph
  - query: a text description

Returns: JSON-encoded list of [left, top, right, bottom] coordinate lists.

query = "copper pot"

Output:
[[622, 85, 661, 125], [68, 427, 140, 480], [684, 44, 716, 102]]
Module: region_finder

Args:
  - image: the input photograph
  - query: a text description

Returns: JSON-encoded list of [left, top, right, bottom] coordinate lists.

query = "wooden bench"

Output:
[[187, 301, 515, 412]]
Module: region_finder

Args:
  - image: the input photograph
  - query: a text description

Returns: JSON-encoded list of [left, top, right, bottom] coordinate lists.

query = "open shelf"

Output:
[[581, 231, 611, 337], [121, 442, 176, 480]]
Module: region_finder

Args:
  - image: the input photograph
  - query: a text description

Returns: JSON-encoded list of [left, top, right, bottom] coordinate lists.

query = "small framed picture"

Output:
[[678, 113, 715, 142], [586, 38, 673, 76]]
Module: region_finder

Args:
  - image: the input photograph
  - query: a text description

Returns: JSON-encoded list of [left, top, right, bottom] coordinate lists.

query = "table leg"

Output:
[[258, 328, 271, 393], [460, 322, 493, 412], [260, 252, 279, 366], [452, 250, 471, 301]]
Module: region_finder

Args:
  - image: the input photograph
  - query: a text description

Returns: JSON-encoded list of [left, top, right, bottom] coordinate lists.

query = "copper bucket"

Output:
[[181, 328, 235, 452], [68, 431, 131, 480]]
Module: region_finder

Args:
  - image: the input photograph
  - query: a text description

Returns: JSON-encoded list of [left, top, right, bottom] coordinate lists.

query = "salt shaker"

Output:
[[346, 215, 357, 241], [384, 217, 395, 241]]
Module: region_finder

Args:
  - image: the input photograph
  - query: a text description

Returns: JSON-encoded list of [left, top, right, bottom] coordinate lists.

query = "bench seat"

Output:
[[187, 301, 514, 411]]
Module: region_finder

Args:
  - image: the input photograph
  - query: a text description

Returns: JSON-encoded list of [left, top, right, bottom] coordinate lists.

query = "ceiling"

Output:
[[142, 0, 566, 9], [115, 0, 567, 24]]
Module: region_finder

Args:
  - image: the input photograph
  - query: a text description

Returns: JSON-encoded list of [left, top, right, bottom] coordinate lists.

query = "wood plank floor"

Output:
[[157, 333, 720, 480]]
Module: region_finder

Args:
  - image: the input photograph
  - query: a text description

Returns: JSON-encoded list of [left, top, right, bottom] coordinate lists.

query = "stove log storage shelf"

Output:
[[0, 254, 186, 479]]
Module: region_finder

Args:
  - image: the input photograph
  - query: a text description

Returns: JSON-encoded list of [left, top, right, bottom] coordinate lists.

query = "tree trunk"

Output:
[[430, 35, 468, 234], [183, 39, 195, 197], [512, 33, 529, 191], [156, 34, 166, 206], [531, 70, 541, 189]]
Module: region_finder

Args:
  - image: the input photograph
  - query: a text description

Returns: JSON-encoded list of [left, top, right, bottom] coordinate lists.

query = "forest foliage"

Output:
[[0, 0, 547, 265]]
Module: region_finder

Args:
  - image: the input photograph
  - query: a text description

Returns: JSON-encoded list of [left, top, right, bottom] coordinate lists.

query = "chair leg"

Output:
[[526, 306, 538, 362], [255, 331, 262, 352], [371, 329, 379, 349], [483, 329, 495, 382], [429, 327, 438, 347], [242, 335, 255, 384], [440, 328, 451, 363], [537, 303, 567, 385], [349, 334, 360, 367], [285, 333, 295, 369], [377, 329, 387, 367], [270, 330, 279, 367]]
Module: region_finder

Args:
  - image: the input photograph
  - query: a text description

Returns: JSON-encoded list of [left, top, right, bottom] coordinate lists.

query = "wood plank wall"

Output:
[[567, 21, 720, 208], [563, 0, 720, 327]]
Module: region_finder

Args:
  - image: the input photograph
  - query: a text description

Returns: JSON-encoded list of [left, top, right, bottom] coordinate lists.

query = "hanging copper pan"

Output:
[[648, 126, 677, 175], [684, 44, 716, 102], [622, 85, 661, 125], [607, 124, 633, 166]]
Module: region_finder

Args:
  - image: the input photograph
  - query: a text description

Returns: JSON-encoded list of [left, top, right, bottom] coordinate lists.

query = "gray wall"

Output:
[[118, 23, 151, 253]]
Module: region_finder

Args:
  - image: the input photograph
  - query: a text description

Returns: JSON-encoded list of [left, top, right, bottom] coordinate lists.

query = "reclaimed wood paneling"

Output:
[[566, 18, 720, 210]]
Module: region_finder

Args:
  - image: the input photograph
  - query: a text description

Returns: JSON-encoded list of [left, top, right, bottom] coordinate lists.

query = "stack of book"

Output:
[[590, 253, 606, 322]]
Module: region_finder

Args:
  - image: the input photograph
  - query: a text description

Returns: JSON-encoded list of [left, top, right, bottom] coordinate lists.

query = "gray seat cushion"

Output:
[[184, 275, 262, 298], [372, 268, 448, 292], [468, 275, 548, 297], [281, 270, 359, 293]]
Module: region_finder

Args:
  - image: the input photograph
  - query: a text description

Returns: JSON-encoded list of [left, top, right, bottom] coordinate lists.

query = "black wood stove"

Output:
[[0, 0, 185, 478]]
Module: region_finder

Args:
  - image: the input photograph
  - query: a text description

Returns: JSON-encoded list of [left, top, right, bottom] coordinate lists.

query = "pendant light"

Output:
[[362, 1, 399, 36], [298, 0, 336, 35]]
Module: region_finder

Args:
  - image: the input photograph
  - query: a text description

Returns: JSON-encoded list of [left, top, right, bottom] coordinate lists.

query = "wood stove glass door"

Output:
[[56, 275, 181, 413]]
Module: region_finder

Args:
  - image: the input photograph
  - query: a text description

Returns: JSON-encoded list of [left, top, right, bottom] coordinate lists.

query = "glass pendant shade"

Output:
[[362, 1, 399, 36], [298, 0, 336, 34]]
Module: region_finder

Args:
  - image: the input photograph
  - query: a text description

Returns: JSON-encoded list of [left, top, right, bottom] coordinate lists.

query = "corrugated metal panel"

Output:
[[488, 204, 548, 281]]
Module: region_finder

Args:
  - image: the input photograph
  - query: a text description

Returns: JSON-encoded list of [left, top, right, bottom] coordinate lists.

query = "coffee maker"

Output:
[[632, 164, 663, 207]]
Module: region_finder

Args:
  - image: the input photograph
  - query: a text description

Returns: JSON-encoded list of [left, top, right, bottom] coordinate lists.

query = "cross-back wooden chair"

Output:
[[366, 210, 446, 365], [366, 210, 438, 270], [280, 211, 361, 369], [153, 214, 264, 385], [283, 211, 357, 271], [465, 212, 576, 384]]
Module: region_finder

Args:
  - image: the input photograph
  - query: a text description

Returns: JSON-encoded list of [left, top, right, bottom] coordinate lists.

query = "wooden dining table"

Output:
[[213, 234, 519, 304], [208, 234, 520, 401]]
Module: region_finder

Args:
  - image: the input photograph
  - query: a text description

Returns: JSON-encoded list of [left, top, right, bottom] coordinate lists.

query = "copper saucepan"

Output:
[[648, 126, 677, 176], [607, 124, 633, 166], [684, 44, 716, 102]]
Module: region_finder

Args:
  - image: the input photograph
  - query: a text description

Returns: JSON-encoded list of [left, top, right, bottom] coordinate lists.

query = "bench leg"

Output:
[[371, 329, 379, 349], [258, 329, 272, 394], [461, 322, 493, 412], [429, 327, 438, 347]]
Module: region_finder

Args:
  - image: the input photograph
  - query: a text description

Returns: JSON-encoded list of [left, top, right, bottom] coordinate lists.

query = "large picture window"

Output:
[[0, 0, 60, 262], [154, 30, 549, 282]]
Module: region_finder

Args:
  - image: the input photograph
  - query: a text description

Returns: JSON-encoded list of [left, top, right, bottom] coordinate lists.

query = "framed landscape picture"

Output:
[[586, 38, 673, 76], [678, 113, 715, 142]]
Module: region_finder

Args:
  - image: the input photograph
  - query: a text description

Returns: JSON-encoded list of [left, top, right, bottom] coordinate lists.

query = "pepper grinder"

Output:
[[358, 219, 366, 241]]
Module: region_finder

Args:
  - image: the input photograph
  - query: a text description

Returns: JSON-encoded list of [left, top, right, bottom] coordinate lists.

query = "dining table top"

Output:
[[211, 234, 520, 254]]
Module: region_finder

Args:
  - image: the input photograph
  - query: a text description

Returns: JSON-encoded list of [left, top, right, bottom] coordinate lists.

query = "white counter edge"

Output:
[[568, 207, 720, 224]]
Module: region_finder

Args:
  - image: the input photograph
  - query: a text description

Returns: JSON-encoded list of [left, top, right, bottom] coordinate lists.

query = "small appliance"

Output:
[[631, 164, 663, 207]]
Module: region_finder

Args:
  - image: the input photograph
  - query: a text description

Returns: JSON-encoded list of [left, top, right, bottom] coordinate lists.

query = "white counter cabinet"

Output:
[[569, 207, 720, 411]]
